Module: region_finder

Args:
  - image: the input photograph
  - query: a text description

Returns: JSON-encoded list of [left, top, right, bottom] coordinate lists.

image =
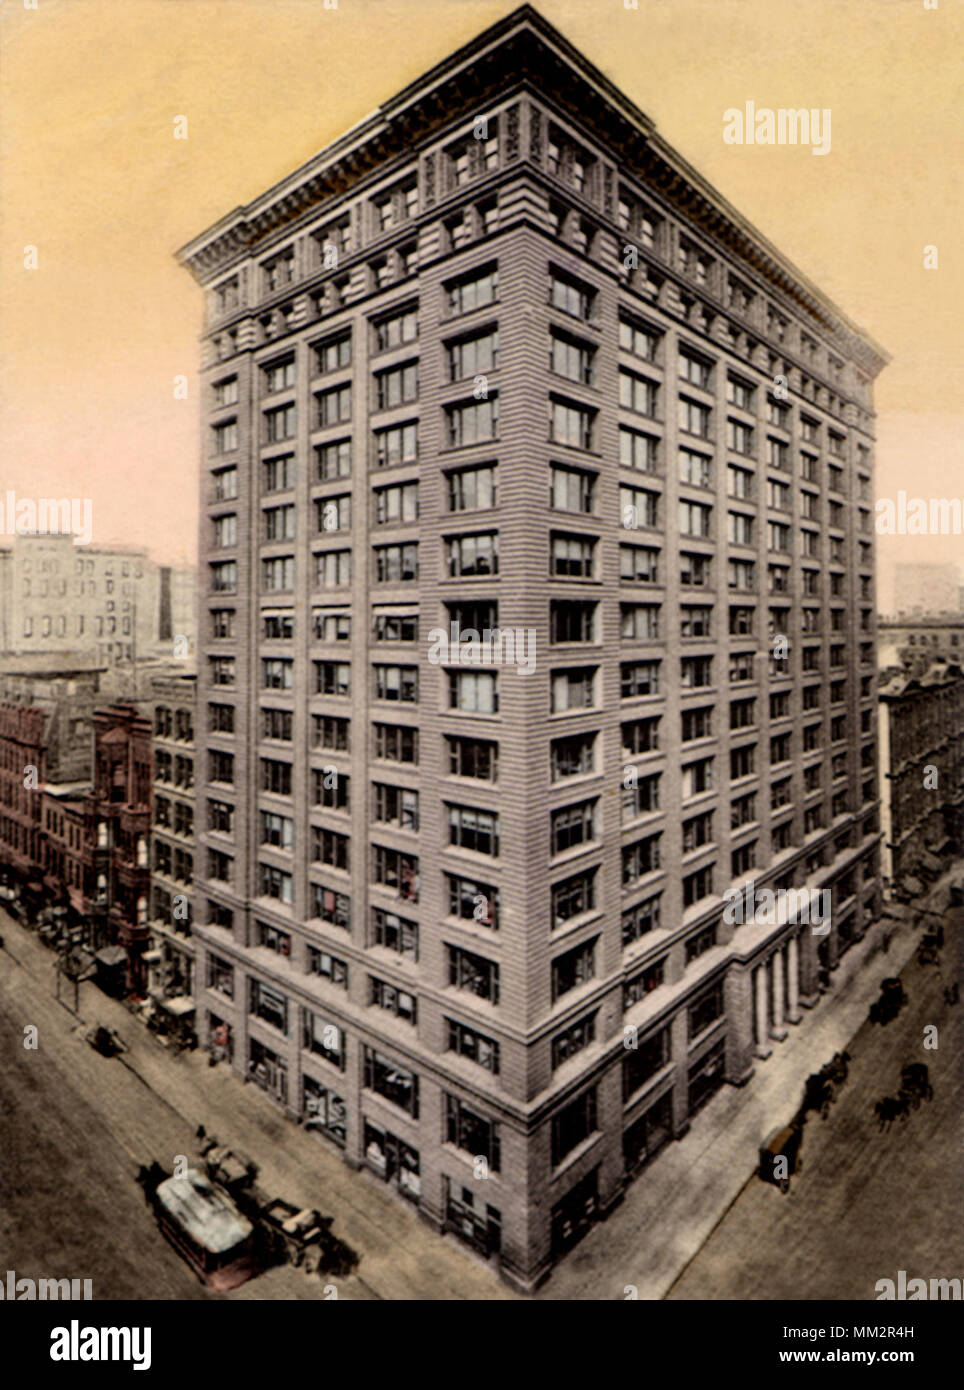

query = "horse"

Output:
[[874, 1095, 910, 1131]]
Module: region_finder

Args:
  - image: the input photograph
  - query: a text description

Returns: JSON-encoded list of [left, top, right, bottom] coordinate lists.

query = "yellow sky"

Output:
[[1, 0, 961, 604]]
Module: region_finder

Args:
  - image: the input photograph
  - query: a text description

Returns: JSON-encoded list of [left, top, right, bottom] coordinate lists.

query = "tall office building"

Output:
[[178, 6, 888, 1289]]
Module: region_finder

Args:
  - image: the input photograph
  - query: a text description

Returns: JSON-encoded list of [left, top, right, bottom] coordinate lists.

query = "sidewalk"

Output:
[[535, 878, 956, 1301], [0, 910, 516, 1302]]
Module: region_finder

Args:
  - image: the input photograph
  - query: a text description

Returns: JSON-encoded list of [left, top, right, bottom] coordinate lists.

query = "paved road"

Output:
[[0, 907, 513, 1301], [667, 921, 963, 1300]]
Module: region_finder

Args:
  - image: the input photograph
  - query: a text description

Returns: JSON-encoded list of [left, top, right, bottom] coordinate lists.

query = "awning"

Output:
[[142, 949, 163, 963], [95, 945, 128, 967], [902, 876, 924, 896], [160, 995, 196, 1017]]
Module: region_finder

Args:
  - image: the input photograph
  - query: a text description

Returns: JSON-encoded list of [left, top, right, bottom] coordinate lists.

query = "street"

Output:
[[0, 905, 515, 1301], [2, 892, 960, 1303], [667, 919, 963, 1300]]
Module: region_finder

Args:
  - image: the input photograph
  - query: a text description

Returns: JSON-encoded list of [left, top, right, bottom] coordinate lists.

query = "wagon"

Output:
[[261, 1197, 330, 1272], [758, 1119, 804, 1194], [85, 1024, 127, 1057]]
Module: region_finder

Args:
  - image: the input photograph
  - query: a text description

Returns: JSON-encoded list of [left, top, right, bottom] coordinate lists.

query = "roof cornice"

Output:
[[176, 3, 887, 374]]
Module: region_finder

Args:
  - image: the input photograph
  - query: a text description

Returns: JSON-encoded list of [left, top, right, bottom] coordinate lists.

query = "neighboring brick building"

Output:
[[86, 704, 153, 995], [177, 5, 887, 1288], [0, 656, 105, 914], [878, 660, 964, 893]]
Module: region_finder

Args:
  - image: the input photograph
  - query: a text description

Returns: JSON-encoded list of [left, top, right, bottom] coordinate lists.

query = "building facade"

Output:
[[0, 532, 196, 666], [878, 614, 964, 677], [178, 5, 887, 1289], [146, 673, 197, 1013], [86, 704, 153, 995], [878, 661, 964, 893]]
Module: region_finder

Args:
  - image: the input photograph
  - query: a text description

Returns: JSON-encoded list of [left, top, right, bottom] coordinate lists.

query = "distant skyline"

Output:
[[2, 0, 962, 609]]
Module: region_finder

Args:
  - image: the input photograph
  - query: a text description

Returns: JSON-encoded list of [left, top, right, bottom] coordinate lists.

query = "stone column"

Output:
[[787, 934, 801, 1022], [754, 964, 771, 1058], [771, 949, 787, 1040]]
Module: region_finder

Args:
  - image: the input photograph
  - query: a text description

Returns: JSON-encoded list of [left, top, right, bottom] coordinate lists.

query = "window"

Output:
[[449, 670, 498, 714], [311, 827, 349, 872], [552, 939, 596, 1002], [447, 1018, 500, 1073], [551, 869, 596, 928], [678, 349, 713, 390], [313, 610, 352, 642], [314, 549, 352, 588], [727, 375, 756, 411], [447, 463, 496, 512], [447, 396, 498, 447], [551, 1088, 597, 1167], [213, 419, 238, 454], [550, 398, 595, 450], [447, 531, 499, 578], [551, 666, 596, 712], [446, 1095, 500, 1169], [680, 552, 711, 589], [679, 398, 711, 439], [623, 973, 670, 1035], [315, 385, 350, 429], [679, 448, 713, 490], [449, 327, 499, 380], [679, 501, 712, 538], [374, 305, 418, 353], [447, 873, 499, 929], [619, 427, 658, 474], [372, 845, 419, 901], [688, 983, 724, 1039], [261, 658, 292, 691], [551, 799, 597, 854], [447, 265, 498, 316], [622, 833, 661, 886], [622, 1027, 669, 1099], [619, 370, 658, 418], [316, 439, 351, 481], [313, 660, 350, 696], [373, 542, 419, 583], [551, 464, 595, 514], [372, 782, 418, 832], [621, 485, 659, 530], [448, 804, 499, 857], [307, 944, 349, 987], [621, 603, 660, 641], [374, 361, 418, 411], [620, 660, 660, 699], [374, 664, 418, 704], [549, 600, 595, 644], [447, 945, 499, 1004], [447, 736, 497, 782], [363, 1046, 418, 1116], [371, 908, 418, 961], [259, 863, 293, 903], [550, 330, 595, 386], [550, 269, 595, 323], [621, 894, 661, 948], [622, 772, 661, 821], [550, 532, 595, 578], [619, 316, 661, 363], [550, 732, 595, 781]]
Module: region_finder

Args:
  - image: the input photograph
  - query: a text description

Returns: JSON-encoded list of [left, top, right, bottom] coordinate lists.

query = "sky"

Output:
[[1, 0, 961, 608]]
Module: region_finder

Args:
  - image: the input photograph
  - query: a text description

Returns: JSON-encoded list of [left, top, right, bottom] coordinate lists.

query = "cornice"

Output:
[[176, 4, 888, 376]]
